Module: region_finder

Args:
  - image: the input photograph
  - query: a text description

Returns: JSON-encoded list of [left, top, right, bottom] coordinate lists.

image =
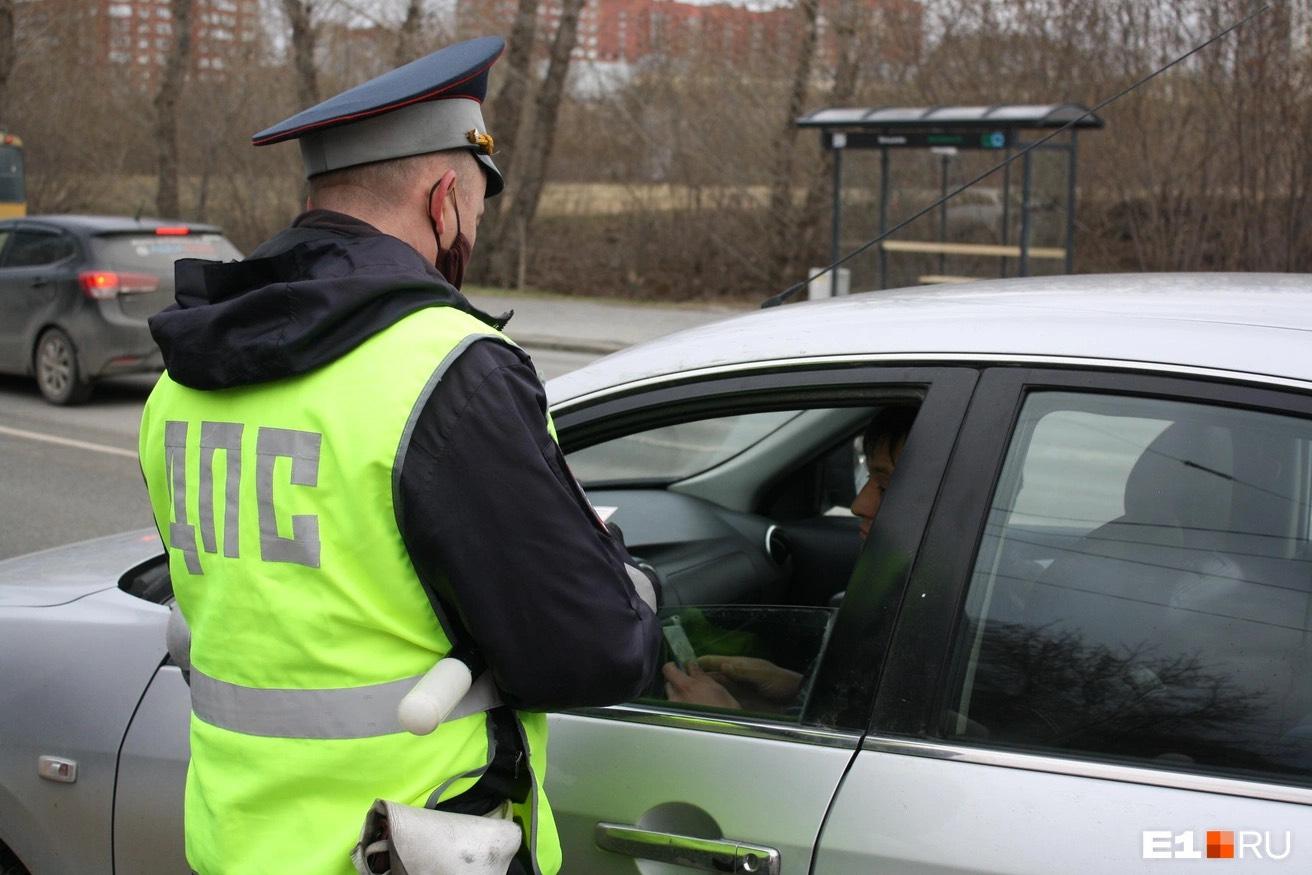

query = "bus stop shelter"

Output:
[[796, 104, 1104, 292]]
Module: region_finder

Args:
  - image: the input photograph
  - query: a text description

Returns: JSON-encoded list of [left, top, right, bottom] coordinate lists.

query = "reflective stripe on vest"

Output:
[[189, 668, 505, 740]]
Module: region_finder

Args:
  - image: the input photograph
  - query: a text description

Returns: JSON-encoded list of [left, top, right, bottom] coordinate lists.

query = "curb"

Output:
[[512, 334, 627, 356]]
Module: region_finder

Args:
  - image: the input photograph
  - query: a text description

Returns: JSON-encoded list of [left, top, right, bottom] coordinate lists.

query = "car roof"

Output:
[[547, 273, 1312, 405], [8, 214, 225, 235]]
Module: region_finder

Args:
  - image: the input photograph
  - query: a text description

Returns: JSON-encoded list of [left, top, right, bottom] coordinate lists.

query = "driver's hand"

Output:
[[694, 655, 803, 704], [663, 661, 741, 709]]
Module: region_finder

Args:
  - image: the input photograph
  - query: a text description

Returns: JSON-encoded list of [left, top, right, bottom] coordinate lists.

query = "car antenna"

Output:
[[133, 203, 144, 223], [761, 0, 1275, 309]]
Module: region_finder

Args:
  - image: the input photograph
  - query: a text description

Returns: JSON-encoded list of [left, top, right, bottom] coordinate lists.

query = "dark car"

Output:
[[0, 215, 242, 404]]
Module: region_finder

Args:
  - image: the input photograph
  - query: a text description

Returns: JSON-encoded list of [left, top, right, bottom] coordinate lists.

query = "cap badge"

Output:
[[466, 129, 496, 155]]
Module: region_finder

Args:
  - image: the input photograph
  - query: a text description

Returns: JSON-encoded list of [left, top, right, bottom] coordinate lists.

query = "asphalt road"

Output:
[[0, 346, 596, 560], [0, 292, 736, 561]]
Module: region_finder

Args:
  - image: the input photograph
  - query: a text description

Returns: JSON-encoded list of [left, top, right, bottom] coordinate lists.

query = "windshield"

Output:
[[567, 410, 800, 484], [92, 233, 241, 272]]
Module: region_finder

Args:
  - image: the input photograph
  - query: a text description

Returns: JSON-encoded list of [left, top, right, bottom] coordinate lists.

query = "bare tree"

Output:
[[766, 0, 821, 282], [13, 0, 1312, 298], [794, 0, 872, 279], [282, 0, 320, 108], [969, 620, 1272, 763], [488, 0, 583, 287], [479, 0, 540, 245], [155, 0, 193, 219], [394, 0, 424, 66], [0, 0, 15, 122], [489, 0, 541, 136]]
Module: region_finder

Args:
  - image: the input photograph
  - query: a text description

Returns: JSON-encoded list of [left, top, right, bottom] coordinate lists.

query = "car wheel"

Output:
[[34, 327, 93, 405]]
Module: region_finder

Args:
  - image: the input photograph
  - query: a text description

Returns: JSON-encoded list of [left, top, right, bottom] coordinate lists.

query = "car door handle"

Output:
[[30, 277, 49, 288], [595, 822, 780, 874]]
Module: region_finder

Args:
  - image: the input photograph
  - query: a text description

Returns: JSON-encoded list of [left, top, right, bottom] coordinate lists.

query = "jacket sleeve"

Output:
[[397, 338, 662, 710]]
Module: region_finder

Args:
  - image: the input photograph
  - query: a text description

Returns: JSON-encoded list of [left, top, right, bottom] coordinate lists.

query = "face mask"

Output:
[[427, 177, 472, 289]]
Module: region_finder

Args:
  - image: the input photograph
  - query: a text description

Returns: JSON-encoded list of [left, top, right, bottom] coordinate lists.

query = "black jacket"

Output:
[[149, 210, 660, 710]]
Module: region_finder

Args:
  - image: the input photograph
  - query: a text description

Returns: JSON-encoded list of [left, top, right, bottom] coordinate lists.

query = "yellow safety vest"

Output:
[[140, 305, 561, 875]]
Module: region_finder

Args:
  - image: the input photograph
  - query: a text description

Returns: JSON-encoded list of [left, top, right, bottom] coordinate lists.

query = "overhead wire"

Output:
[[761, 1, 1277, 309]]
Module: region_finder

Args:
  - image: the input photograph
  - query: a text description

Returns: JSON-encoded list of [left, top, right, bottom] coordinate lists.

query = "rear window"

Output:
[[92, 233, 241, 273]]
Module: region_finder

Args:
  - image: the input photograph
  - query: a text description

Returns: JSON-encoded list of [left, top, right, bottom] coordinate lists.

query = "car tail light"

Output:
[[155, 226, 189, 236], [79, 270, 160, 300]]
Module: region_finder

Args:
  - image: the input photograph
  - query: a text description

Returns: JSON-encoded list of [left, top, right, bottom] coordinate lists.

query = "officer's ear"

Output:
[[428, 169, 458, 238]]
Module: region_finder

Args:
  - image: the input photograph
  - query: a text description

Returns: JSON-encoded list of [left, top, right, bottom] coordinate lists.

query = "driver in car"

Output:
[[662, 406, 917, 711]]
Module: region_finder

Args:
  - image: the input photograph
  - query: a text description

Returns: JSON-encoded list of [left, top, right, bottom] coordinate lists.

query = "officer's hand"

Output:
[[662, 661, 740, 710]]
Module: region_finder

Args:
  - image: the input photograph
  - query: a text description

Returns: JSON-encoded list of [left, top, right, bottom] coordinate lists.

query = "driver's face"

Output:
[[851, 436, 899, 542]]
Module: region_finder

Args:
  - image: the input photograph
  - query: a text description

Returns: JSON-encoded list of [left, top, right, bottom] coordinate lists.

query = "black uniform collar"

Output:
[[150, 209, 510, 390]]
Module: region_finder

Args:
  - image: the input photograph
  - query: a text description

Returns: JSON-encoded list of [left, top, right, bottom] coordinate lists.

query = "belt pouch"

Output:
[[351, 798, 520, 875]]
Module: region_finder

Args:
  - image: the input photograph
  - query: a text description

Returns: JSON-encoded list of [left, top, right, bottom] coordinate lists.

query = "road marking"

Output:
[[0, 424, 137, 460]]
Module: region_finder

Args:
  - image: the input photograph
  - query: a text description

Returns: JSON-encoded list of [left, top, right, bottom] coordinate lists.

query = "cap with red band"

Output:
[[251, 36, 505, 197]]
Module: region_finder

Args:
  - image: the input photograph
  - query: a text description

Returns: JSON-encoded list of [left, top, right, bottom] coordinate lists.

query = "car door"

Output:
[[815, 366, 1312, 872], [0, 223, 18, 368], [114, 656, 190, 875], [546, 362, 976, 874], [0, 225, 79, 372]]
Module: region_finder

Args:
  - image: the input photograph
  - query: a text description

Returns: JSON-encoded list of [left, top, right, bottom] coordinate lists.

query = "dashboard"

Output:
[[589, 488, 800, 607]]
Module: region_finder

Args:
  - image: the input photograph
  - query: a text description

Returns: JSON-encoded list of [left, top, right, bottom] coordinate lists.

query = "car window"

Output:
[[91, 233, 242, 272], [944, 390, 1312, 785], [4, 229, 76, 267], [568, 401, 920, 728]]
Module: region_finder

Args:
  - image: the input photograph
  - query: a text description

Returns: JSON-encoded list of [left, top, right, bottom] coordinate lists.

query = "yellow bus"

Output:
[[0, 133, 25, 218]]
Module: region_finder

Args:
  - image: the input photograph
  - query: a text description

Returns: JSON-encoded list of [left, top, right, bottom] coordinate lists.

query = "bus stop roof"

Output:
[[796, 104, 1104, 130]]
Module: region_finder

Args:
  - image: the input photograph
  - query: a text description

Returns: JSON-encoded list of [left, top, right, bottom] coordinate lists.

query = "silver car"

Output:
[[3, 273, 1312, 874]]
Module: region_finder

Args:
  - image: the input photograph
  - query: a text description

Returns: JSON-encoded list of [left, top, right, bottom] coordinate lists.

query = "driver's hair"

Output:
[[862, 405, 917, 460]]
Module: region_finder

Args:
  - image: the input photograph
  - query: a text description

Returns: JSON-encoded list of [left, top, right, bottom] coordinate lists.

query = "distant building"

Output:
[[64, 0, 259, 85], [459, 0, 921, 72]]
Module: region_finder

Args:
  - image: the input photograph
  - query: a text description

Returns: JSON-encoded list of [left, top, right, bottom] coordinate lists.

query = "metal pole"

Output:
[[831, 143, 844, 297], [1019, 146, 1033, 278], [938, 154, 949, 275], [1064, 131, 1078, 274], [879, 147, 890, 290], [1000, 148, 1012, 277]]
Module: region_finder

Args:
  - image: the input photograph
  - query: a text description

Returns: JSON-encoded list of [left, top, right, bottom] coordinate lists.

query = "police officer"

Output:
[[139, 37, 660, 875]]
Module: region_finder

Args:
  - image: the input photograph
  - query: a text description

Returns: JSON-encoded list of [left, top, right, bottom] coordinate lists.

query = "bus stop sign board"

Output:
[[826, 130, 1013, 150]]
